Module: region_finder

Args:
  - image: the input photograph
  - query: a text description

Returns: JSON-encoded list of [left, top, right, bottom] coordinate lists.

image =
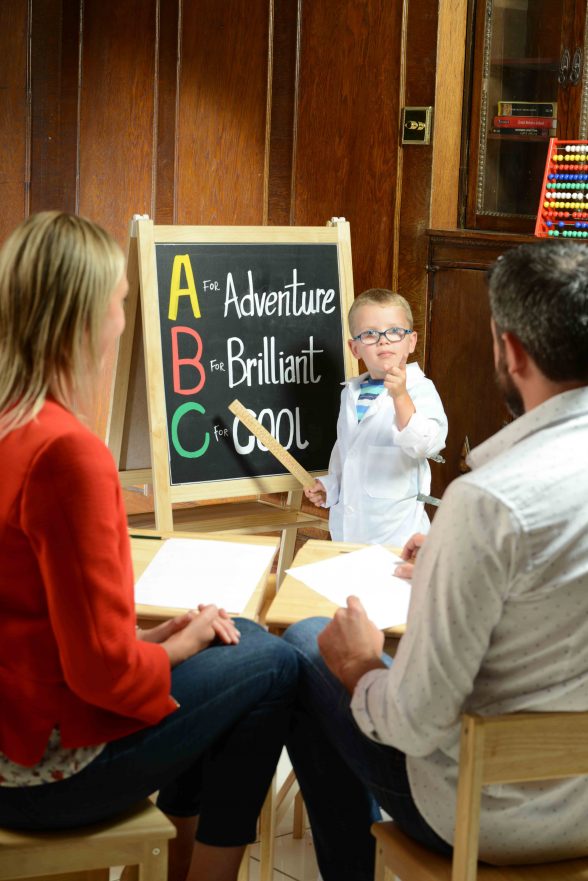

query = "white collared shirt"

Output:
[[351, 387, 588, 863], [320, 363, 447, 546]]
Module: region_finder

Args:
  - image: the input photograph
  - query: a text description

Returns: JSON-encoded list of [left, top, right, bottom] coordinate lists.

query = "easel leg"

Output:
[[236, 848, 250, 881], [275, 490, 303, 587]]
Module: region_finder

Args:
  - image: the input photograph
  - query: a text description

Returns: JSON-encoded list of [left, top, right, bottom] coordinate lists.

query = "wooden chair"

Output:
[[0, 799, 176, 881], [372, 711, 588, 881]]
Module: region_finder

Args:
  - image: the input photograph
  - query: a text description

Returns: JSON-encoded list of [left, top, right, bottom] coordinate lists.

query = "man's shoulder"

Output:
[[456, 417, 584, 515]]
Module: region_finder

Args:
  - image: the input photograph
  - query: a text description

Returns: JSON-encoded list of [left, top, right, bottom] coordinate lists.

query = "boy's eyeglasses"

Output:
[[352, 327, 413, 345]]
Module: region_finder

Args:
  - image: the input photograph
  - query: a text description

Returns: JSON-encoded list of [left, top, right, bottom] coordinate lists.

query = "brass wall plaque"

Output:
[[401, 106, 432, 145]]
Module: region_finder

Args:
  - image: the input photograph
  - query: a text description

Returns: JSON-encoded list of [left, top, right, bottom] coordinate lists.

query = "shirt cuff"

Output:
[[391, 410, 440, 454], [319, 473, 339, 508], [350, 668, 389, 743]]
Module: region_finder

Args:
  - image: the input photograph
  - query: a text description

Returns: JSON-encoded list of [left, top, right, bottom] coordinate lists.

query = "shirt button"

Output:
[[345, 505, 354, 513]]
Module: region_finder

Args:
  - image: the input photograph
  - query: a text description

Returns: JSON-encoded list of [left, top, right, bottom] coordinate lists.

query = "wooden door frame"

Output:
[[431, 0, 469, 229]]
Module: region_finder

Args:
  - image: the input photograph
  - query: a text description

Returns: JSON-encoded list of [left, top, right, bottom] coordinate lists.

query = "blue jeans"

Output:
[[283, 618, 452, 881], [0, 619, 298, 847]]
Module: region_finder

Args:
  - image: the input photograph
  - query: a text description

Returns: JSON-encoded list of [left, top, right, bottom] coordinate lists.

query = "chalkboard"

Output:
[[110, 221, 356, 523], [158, 240, 350, 485]]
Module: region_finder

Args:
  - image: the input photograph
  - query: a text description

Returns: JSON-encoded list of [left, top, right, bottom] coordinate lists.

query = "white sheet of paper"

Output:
[[134, 538, 277, 613], [285, 544, 411, 629]]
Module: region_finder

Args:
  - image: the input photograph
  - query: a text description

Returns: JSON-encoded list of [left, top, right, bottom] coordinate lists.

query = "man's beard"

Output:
[[495, 349, 525, 418]]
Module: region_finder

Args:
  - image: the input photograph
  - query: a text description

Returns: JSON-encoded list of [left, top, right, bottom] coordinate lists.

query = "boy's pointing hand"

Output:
[[384, 353, 408, 398]]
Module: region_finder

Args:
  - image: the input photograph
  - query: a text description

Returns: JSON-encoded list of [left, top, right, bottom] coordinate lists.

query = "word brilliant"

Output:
[[223, 269, 336, 319], [227, 336, 323, 388]]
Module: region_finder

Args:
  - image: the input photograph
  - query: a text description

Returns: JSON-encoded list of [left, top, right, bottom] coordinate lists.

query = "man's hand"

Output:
[[318, 596, 386, 693], [304, 478, 327, 507], [394, 532, 426, 579]]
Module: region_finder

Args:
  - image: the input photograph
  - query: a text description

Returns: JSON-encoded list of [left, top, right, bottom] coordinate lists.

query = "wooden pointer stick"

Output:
[[228, 399, 316, 489]]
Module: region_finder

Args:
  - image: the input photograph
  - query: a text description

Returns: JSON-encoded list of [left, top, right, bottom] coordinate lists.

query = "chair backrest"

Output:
[[452, 711, 588, 881]]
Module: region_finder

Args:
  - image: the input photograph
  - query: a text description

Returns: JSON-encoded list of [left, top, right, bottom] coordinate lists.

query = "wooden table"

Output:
[[264, 538, 406, 637], [130, 529, 279, 625]]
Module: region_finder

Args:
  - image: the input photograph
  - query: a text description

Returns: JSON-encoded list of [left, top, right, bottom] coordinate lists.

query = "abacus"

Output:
[[535, 139, 588, 238]]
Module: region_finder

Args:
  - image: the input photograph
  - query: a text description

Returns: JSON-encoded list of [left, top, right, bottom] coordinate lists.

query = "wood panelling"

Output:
[[154, 0, 181, 224], [0, 0, 29, 240], [427, 262, 507, 500], [176, 1, 270, 225], [293, 0, 402, 294], [396, 0, 439, 365], [430, 0, 468, 230], [78, 0, 157, 435], [30, 0, 80, 214], [267, 0, 299, 225], [1, 0, 443, 441], [78, 0, 157, 244], [425, 230, 535, 498]]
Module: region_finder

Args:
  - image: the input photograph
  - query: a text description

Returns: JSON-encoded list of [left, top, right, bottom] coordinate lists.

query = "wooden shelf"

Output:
[[487, 133, 552, 142], [490, 57, 559, 70]]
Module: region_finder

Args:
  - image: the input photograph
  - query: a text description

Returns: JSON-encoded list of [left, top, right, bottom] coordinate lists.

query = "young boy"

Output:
[[305, 288, 447, 546]]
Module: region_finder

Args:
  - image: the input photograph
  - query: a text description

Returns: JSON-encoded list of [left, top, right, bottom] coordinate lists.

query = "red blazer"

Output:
[[0, 400, 177, 766]]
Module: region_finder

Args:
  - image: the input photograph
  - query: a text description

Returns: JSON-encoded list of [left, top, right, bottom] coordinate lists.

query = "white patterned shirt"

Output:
[[351, 387, 588, 863], [0, 730, 104, 786]]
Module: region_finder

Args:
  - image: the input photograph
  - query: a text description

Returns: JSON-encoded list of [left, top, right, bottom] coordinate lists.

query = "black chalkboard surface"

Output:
[[155, 241, 347, 485], [113, 221, 356, 523]]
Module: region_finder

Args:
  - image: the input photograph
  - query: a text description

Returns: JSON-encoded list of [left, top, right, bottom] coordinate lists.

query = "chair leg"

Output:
[[373, 840, 397, 881], [292, 790, 306, 839], [258, 775, 277, 881], [136, 839, 170, 881], [236, 846, 250, 881]]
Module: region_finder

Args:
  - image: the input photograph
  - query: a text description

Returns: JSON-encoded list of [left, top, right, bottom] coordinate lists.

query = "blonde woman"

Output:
[[0, 212, 298, 881]]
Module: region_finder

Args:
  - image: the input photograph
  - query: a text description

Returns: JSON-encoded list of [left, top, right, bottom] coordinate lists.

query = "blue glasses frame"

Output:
[[352, 327, 414, 345]]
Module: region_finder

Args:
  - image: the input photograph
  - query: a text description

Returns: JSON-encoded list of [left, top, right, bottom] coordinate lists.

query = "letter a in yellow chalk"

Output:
[[168, 255, 201, 320]]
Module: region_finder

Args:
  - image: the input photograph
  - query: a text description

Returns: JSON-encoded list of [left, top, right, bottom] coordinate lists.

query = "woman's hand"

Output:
[[158, 605, 241, 668], [394, 532, 426, 579], [137, 612, 194, 644], [196, 604, 241, 645]]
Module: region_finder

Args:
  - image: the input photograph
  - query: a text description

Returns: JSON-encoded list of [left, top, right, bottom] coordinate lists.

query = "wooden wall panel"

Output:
[[430, 0, 467, 229], [0, 0, 29, 241], [267, 0, 299, 225], [176, 0, 270, 225], [154, 0, 180, 224], [396, 0, 439, 365], [78, 0, 157, 246], [293, 0, 402, 295], [78, 0, 157, 435], [30, 0, 80, 214]]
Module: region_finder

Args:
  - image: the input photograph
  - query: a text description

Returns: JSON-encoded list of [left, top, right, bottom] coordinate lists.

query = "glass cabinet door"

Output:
[[464, 0, 588, 232]]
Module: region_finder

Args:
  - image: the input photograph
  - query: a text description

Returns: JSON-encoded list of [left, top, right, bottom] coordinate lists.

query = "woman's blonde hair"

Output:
[[0, 211, 124, 437]]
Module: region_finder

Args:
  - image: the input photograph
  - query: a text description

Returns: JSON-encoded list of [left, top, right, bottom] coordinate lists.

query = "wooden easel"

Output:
[[107, 217, 356, 583]]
